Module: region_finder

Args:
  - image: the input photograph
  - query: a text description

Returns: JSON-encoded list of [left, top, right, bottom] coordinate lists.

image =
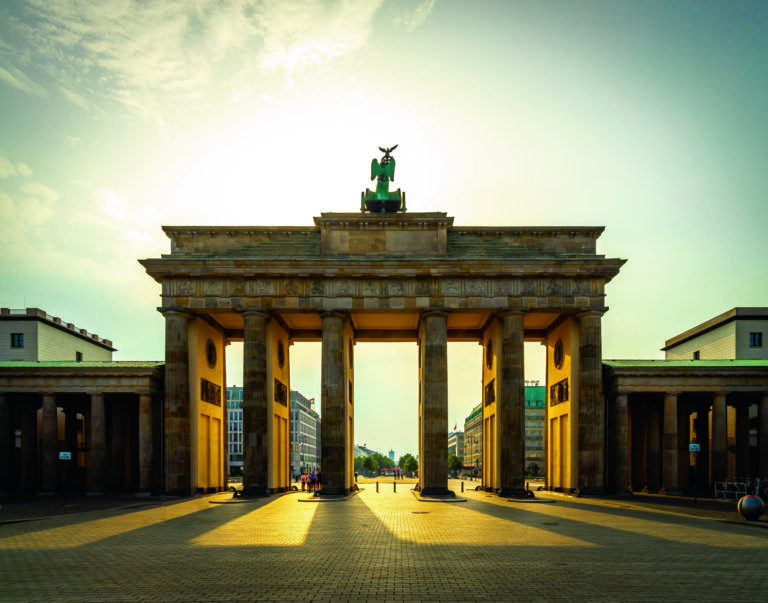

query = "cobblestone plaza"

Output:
[[1, 482, 767, 602]]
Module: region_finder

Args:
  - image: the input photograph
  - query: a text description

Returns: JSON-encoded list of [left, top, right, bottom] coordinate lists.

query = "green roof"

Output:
[[0, 361, 163, 369], [603, 359, 768, 368]]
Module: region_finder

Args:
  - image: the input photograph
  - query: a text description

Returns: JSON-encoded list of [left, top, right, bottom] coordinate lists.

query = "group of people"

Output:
[[299, 471, 321, 492]]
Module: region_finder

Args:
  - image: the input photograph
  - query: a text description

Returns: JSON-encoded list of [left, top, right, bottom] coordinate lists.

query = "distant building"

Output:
[[290, 390, 320, 476], [388, 448, 395, 462], [663, 307, 767, 360], [460, 384, 545, 478], [463, 403, 482, 473], [1, 307, 115, 361], [226, 386, 244, 476], [447, 431, 464, 459], [353, 443, 379, 458], [525, 381, 546, 475], [227, 387, 321, 478]]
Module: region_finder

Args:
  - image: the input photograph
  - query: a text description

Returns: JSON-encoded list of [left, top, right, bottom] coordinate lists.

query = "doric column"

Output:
[[759, 393, 768, 477], [662, 393, 681, 495], [711, 393, 728, 484], [676, 399, 690, 492], [222, 338, 230, 491], [498, 310, 526, 497], [0, 393, 10, 493], [644, 403, 660, 492], [320, 311, 349, 495], [577, 310, 605, 494], [138, 394, 153, 493], [614, 394, 630, 494], [41, 395, 57, 493], [419, 310, 451, 496], [242, 309, 270, 495], [20, 404, 37, 492], [735, 402, 750, 478], [90, 393, 106, 493], [162, 309, 191, 496]]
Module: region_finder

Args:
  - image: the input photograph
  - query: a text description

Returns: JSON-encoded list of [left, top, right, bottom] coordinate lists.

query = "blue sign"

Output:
[[59, 452, 72, 460]]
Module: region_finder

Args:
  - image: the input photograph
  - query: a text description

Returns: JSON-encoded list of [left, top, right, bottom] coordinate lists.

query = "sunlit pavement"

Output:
[[1, 481, 767, 602]]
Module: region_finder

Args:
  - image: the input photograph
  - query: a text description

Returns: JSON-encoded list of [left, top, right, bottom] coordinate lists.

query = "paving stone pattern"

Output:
[[1, 483, 767, 602]]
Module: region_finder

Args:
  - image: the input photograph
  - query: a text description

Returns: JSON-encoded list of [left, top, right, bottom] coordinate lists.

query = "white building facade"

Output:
[[1, 308, 114, 361], [226, 386, 244, 476], [290, 390, 320, 477], [663, 308, 767, 360]]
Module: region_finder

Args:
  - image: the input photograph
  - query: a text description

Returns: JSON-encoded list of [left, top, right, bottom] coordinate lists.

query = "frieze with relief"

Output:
[[167, 275, 600, 304], [414, 279, 433, 296], [284, 280, 301, 295], [468, 280, 487, 295], [387, 281, 405, 296], [363, 280, 380, 296], [335, 280, 354, 296], [257, 280, 276, 295], [546, 280, 564, 295], [442, 280, 461, 295]]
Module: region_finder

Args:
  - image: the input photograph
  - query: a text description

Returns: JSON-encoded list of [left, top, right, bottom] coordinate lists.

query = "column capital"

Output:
[[157, 307, 192, 318], [238, 307, 269, 317], [499, 309, 526, 318], [318, 309, 348, 319], [421, 307, 451, 318], [576, 309, 605, 320]]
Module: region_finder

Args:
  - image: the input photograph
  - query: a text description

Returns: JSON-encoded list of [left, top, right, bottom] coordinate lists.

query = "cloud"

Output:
[[1, 1, 429, 126], [391, 0, 436, 32], [0, 64, 47, 96], [58, 85, 91, 110], [0, 157, 16, 178], [0, 156, 34, 178]]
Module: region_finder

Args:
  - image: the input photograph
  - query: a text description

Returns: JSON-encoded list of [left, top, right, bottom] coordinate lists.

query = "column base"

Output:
[[419, 486, 456, 498], [660, 488, 683, 497], [574, 487, 606, 497], [240, 485, 271, 497], [498, 486, 535, 499], [317, 486, 348, 497]]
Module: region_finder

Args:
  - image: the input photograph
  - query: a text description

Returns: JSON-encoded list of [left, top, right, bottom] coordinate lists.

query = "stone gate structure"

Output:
[[140, 211, 625, 496]]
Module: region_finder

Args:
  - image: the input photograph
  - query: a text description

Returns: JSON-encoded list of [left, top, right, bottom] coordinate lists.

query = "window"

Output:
[[693, 350, 700, 360], [75, 351, 83, 362], [749, 332, 763, 347], [11, 333, 23, 348]]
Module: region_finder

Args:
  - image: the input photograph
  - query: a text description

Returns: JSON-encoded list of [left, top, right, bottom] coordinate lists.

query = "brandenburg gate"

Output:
[[140, 147, 624, 497]]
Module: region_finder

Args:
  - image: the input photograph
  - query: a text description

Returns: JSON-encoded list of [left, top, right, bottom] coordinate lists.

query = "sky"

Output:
[[2, 1, 767, 459]]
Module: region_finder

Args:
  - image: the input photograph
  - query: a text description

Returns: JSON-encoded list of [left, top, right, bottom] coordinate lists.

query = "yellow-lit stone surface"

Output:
[[1, 483, 767, 601]]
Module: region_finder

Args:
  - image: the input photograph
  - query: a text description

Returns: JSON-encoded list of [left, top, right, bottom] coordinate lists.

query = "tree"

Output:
[[362, 455, 378, 476], [403, 455, 418, 475], [448, 453, 463, 476], [372, 452, 394, 470]]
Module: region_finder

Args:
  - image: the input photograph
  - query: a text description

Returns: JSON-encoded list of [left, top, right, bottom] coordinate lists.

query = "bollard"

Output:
[[376, 481, 379, 493], [394, 480, 396, 493], [461, 481, 464, 493]]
